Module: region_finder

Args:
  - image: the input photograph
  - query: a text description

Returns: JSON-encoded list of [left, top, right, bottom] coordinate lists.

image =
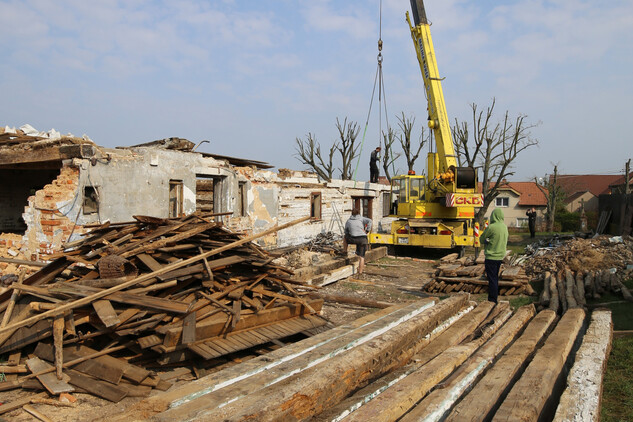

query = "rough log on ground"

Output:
[[342, 305, 512, 422], [400, 305, 534, 422], [492, 308, 585, 422], [157, 296, 467, 421], [119, 302, 415, 419], [553, 309, 613, 422], [549, 274, 559, 314], [446, 309, 557, 422]]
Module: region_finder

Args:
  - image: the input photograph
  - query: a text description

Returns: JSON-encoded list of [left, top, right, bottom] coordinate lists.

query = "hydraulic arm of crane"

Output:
[[407, 0, 457, 182]]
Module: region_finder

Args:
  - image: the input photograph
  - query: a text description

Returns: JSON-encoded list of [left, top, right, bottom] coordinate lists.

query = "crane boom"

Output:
[[368, 0, 482, 255], [407, 0, 457, 176]]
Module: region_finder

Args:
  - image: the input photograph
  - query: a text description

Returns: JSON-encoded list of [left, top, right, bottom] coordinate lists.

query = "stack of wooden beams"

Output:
[[524, 235, 633, 311], [0, 214, 324, 408], [539, 267, 633, 313], [425, 252, 536, 296], [115, 298, 613, 422]]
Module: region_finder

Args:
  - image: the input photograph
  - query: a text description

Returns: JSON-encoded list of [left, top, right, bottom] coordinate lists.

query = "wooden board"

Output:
[[492, 308, 585, 421], [67, 370, 128, 402], [93, 299, 121, 327], [553, 309, 613, 421], [187, 314, 326, 360], [26, 357, 75, 395], [155, 297, 464, 422], [34, 343, 124, 385], [446, 309, 557, 422]]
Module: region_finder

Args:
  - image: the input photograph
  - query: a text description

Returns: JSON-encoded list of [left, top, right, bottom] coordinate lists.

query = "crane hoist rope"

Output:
[[352, 0, 397, 184]]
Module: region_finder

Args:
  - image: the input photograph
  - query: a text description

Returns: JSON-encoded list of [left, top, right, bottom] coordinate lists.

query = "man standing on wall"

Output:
[[526, 207, 537, 238], [343, 207, 372, 274], [481, 208, 508, 304], [369, 146, 381, 183]]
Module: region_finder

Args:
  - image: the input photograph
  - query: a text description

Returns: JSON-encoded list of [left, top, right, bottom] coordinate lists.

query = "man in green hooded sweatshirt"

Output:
[[481, 208, 508, 304]]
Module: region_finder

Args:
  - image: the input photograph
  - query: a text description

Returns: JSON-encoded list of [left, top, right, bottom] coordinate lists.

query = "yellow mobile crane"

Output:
[[369, 0, 482, 254]]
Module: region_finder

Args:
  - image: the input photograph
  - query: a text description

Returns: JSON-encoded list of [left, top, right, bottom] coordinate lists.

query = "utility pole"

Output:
[[626, 159, 631, 195], [549, 165, 558, 232]]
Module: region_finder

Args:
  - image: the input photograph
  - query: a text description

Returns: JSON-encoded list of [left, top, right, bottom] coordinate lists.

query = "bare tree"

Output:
[[397, 113, 426, 173], [335, 117, 360, 180], [452, 98, 539, 223], [294, 132, 336, 182], [381, 127, 401, 182], [535, 164, 565, 232]]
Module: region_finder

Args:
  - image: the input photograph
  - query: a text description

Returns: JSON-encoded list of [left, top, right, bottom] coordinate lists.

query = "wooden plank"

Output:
[[0, 216, 311, 336], [0, 392, 48, 415], [138, 335, 163, 349], [93, 299, 121, 327], [126, 302, 413, 417], [26, 357, 75, 395], [34, 343, 124, 385], [160, 299, 323, 350], [0, 318, 52, 354], [53, 314, 65, 379], [5, 351, 21, 381], [67, 370, 128, 402], [492, 308, 585, 421], [51, 284, 190, 314], [446, 310, 557, 422], [152, 298, 460, 422], [182, 311, 196, 344], [553, 309, 613, 422], [23, 404, 54, 422], [400, 306, 535, 422], [71, 345, 150, 383]]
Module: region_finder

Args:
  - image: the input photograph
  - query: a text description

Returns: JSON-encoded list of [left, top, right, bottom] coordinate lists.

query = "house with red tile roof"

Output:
[[480, 181, 548, 228], [553, 174, 622, 213]]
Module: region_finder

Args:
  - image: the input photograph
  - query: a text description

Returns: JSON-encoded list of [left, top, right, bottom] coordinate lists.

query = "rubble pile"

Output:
[[0, 214, 323, 409], [520, 235, 633, 311]]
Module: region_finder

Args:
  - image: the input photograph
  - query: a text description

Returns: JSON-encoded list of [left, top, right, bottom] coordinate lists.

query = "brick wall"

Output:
[[22, 166, 84, 260]]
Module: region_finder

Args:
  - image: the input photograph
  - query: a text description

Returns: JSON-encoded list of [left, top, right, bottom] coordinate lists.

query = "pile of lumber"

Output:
[[425, 252, 536, 296], [538, 267, 633, 313], [0, 214, 324, 410], [116, 297, 613, 422], [524, 235, 633, 310]]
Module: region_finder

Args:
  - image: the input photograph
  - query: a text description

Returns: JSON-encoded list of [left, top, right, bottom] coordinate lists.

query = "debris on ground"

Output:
[[0, 213, 325, 416], [520, 234, 633, 311]]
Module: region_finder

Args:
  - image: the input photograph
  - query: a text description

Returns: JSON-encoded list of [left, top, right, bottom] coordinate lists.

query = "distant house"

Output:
[[553, 174, 622, 213], [481, 181, 548, 228], [608, 172, 633, 194]]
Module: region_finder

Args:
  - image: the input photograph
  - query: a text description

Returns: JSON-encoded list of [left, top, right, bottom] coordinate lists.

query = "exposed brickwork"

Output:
[[22, 166, 86, 260]]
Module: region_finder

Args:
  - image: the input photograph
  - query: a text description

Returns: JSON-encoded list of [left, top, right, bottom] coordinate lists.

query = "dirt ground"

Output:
[[319, 256, 437, 325]]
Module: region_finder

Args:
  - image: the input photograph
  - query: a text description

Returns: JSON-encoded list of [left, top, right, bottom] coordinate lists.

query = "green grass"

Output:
[[508, 295, 536, 310], [602, 336, 633, 422]]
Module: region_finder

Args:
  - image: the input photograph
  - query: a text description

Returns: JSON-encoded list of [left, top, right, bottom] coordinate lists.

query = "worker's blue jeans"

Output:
[[485, 259, 502, 304]]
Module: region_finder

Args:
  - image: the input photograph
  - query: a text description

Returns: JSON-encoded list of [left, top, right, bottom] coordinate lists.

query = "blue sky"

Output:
[[1, 0, 632, 181]]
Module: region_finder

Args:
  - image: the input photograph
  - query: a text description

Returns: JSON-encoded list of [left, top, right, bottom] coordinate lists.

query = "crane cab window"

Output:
[[409, 178, 424, 200], [393, 178, 408, 203]]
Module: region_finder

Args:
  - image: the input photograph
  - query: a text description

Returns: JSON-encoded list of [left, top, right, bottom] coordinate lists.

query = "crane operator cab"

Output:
[[390, 174, 426, 217]]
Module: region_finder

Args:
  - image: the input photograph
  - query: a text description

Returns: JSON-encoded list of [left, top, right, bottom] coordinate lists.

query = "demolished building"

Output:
[[0, 125, 391, 262]]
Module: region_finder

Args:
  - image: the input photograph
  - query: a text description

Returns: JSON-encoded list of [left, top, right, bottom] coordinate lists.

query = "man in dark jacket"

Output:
[[526, 208, 537, 238], [369, 146, 381, 183]]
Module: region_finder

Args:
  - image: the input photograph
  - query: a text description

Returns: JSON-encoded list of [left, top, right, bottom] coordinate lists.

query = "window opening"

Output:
[[169, 180, 184, 218], [310, 192, 322, 220], [238, 182, 247, 217], [495, 197, 509, 207], [83, 186, 99, 215]]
